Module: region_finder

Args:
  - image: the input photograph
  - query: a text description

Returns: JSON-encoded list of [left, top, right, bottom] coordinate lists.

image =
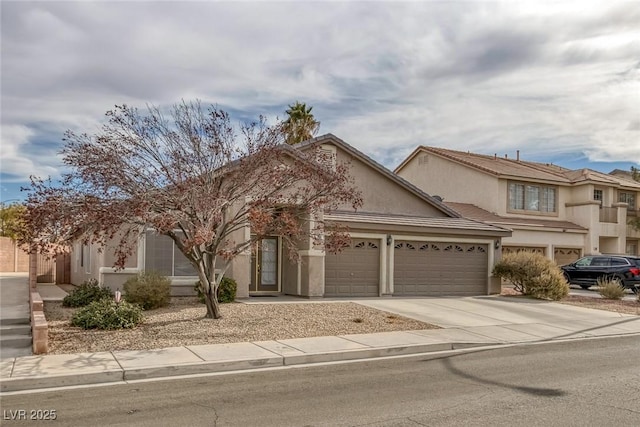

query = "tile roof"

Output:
[[410, 146, 572, 182], [325, 211, 511, 235], [561, 168, 640, 188], [444, 202, 587, 231], [403, 146, 640, 189], [610, 169, 633, 179]]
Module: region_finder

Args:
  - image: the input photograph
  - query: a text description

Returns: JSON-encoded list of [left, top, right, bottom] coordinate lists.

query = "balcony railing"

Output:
[[599, 206, 618, 223]]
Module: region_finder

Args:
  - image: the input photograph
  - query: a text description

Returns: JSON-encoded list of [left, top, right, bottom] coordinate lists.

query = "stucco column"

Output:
[[566, 201, 601, 254], [614, 203, 629, 254], [298, 211, 325, 298], [228, 253, 250, 299], [488, 243, 502, 294], [299, 251, 324, 297]]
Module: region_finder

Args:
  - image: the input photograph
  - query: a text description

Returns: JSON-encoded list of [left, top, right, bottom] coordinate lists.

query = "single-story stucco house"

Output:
[[70, 134, 511, 298]]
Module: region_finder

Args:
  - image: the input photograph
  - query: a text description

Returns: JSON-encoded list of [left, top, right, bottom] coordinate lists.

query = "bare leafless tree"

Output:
[[22, 101, 361, 318]]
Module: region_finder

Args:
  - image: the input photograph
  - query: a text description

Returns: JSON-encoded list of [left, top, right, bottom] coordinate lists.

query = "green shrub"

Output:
[[62, 279, 113, 307], [194, 277, 237, 304], [123, 271, 171, 310], [218, 277, 237, 303], [493, 252, 569, 300], [597, 276, 626, 300], [71, 299, 143, 330]]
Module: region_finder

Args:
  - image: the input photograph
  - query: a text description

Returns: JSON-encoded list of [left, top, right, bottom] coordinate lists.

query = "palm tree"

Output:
[[283, 101, 320, 145]]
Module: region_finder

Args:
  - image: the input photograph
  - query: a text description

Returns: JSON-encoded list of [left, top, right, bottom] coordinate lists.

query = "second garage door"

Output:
[[394, 241, 488, 296], [554, 248, 581, 266], [503, 246, 545, 256], [325, 239, 380, 297]]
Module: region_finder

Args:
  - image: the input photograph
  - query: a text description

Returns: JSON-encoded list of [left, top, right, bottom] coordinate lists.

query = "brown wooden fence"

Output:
[[56, 253, 71, 284]]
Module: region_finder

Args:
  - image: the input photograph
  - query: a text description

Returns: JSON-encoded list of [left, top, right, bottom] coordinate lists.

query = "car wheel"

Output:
[[563, 272, 572, 284]]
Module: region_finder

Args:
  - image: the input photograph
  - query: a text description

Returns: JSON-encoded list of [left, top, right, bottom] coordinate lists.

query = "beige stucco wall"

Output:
[[71, 235, 141, 287], [627, 223, 640, 239], [565, 203, 600, 254], [503, 228, 585, 258], [102, 240, 138, 269], [70, 242, 102, 285], [567, 184, 592, 205], [281, 256, 298, 295], [336, 147, 447, 216], [398, 153, 500, 210]]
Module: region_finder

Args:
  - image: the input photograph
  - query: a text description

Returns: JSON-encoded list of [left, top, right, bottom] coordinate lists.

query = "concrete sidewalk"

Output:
[[0, 274, 32, 359], [2, 306, 639, 393], [0, 273, 30, 323]]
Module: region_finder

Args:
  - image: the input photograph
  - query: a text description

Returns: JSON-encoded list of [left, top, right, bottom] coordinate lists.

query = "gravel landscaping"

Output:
[[501, 287, 640, 315], [559, 295, 640, 315], [43, 298, 438, 355], [43, 288, 639, 355]]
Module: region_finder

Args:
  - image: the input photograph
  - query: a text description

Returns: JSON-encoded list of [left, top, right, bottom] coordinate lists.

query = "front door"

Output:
[[250, 237, 279, 292]]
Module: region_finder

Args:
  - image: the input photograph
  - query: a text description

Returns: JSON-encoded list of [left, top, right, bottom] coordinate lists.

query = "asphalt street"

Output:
[[2, 335, 639, 426]]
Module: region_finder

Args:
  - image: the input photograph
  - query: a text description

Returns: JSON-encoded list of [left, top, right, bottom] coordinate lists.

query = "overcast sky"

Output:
[[1, 0, 639, 202]]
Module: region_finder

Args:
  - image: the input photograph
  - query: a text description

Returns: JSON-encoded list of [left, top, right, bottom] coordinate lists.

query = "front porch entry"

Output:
[[250, 236, 280, 294]]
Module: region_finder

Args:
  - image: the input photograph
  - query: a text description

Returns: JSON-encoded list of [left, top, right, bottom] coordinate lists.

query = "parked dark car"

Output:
[[561, 255, 640, 293]]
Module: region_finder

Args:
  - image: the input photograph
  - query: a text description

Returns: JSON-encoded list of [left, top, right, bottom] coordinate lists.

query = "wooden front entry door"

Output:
[[250, 237, 279, 292]]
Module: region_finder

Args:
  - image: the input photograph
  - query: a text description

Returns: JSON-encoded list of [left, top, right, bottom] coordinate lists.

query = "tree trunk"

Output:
[[203, 281, 222, 319]]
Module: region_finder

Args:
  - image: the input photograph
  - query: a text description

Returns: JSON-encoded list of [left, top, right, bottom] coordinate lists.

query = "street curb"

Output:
[[3, 333, 639, 394], [282, 342, 454, 365], [123, 356, 284, 381], [0, 342, 481, 393], [1, 370, 124, 393]]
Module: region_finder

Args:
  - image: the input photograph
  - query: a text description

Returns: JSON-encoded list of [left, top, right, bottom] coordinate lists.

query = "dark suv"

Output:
[[561, 255, 640, 293]]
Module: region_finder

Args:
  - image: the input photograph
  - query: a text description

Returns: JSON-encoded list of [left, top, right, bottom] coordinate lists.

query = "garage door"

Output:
[[503, 246, 545, 256], [325, 239, 380, 297], [554, 248, 581, 266], [394, 241, 488, 296]]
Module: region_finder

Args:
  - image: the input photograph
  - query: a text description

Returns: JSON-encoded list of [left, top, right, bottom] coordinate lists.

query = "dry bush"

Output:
[[493, 251, 569, 300], [596, 276, 626, 300]]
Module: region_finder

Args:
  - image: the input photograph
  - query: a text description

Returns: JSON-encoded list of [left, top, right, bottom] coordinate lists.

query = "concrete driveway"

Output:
[[354, 295, 637, 328]]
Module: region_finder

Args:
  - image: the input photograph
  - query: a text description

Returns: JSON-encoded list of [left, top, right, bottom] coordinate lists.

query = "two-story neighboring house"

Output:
[[396, 147, 640, 264], [609, 168, 640, 255]]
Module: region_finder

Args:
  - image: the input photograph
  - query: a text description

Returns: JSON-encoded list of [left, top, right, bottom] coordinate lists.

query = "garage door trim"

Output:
[[324, 234, 386, 297], [388, 235, 495, 295]]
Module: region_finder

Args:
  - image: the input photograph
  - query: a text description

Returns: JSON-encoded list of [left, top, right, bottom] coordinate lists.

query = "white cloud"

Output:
[[1, 0, 638, 190], [0, 125, 60, 181]]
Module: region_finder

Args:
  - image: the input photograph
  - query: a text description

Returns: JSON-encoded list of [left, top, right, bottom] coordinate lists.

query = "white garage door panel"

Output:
[[325, 239, 380, 297], [394, 242, 488, 296]]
